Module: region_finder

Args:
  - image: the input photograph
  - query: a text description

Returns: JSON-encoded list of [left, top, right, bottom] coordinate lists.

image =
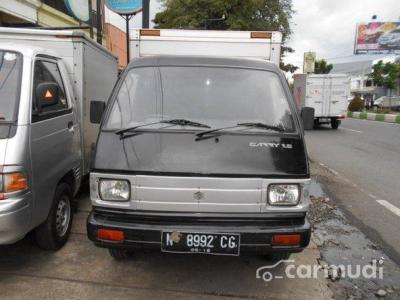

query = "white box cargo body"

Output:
[[293, 74, 350, 129], [0, 28, 118, 173], [130, 29, 282, 65]]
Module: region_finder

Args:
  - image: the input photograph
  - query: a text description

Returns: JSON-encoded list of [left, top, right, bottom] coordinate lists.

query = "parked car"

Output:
[[378, 28, 400, 48], [87, 56, 312, 260], [0, 28, 118, 250], [373, 96, 400, 109]]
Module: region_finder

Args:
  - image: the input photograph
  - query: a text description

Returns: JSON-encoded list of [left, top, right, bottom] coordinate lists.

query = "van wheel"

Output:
[[109, 248, 134, 260], [264, 253, 291, 262], [35, 183, 73, 251], [331, 118, 341, 129]]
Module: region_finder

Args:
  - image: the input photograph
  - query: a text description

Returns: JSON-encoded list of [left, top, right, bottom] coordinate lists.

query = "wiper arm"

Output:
[[116, 119, 211, 139], [195, 122, 285, 141], [237, 122, 285, 132], [161, 119, 210, 128]]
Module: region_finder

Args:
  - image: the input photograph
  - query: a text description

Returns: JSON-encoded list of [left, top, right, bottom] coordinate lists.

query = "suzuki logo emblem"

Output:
[[193, 191, 204, 200]]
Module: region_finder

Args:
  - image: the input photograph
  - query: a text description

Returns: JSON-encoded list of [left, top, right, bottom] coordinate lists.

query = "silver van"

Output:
[[87, 56, 313, 260], [0, 28, 117, 250]]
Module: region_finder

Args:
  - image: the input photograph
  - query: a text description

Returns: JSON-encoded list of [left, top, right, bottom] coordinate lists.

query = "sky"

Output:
[[284, 0, 400, 69], [105, 0, 400, 69]]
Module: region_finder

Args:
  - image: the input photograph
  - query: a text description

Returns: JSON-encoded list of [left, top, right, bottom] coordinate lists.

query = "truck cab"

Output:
[[87, 56, 311, 259], [0, 28, 118, 250], [0, 44, 80, 249]]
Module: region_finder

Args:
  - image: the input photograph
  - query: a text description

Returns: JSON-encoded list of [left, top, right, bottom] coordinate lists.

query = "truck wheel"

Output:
[[35, 183, 73, 250], [265, 252, 291, 262], [331, 118, 341, 129], [109, 248, 134, 260]]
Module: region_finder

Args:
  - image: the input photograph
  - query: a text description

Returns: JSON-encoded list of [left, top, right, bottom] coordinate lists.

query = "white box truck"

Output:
[[293, 74, 350, 129], [129, 29, 282, 65], [0, 28, 118, 249]]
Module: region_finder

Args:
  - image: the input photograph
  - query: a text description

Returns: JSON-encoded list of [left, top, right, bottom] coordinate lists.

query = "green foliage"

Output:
[[375, 114, 385, 121], [348, 96, 365, 112], [396, 114, 400, 124], [347, 111, 353, 117], [369, 61, 400, 90], [154, 0, 297, 72], [314, 59, 332, 74]]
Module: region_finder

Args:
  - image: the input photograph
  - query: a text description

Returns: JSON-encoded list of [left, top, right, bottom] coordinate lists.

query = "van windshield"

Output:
[[106, 66, 295, 132], [0, 51, 22, 122]]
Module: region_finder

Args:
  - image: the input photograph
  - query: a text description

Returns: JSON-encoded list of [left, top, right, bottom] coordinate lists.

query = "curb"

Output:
[[348, 111, 400, 124]]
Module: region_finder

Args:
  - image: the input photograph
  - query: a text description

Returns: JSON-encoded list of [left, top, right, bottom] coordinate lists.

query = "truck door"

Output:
[[30, 57, 78, 223], [328, 77, 349, 117], [306, 77, 325, 117]]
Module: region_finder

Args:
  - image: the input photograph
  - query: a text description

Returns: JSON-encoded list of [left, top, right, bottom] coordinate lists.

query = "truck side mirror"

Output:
[[35, 82, 59, 111], [90, 101, 106, 124], [300, 107, 315, 130]]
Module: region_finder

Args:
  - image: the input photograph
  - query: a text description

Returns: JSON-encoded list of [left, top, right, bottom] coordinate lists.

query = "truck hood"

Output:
[[94, 131, 309, 177]]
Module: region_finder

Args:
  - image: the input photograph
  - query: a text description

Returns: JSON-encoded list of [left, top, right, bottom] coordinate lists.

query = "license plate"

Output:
[[161, 231, 240, 256]]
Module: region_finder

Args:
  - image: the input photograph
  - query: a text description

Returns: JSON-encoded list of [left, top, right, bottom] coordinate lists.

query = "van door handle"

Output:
[[67, 121, 74, 133]]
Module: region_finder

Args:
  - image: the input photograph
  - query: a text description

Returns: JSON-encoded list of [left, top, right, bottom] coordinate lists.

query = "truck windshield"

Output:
[[106, 66, 295, 132], [0, 51, 22, 122]]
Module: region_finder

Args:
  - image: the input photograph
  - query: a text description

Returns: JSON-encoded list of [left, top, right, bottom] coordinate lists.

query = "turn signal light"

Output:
[[272, 234, 301, 246], [251, 32, 272, 39], [140, 29, 160, 36], [97, 229, 125, 242], [4, 172, 28, 193]]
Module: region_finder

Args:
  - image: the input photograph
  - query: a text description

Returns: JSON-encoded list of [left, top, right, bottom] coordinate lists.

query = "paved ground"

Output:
[[1, 117, 398, 299], [305, 118, 400, 263], [0, 190, 333, 300]]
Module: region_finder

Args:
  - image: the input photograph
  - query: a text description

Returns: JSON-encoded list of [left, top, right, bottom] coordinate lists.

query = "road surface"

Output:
[[306, 118, 400, 263]]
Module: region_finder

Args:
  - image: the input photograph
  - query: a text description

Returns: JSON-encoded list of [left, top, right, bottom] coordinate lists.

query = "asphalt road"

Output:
[[305, 118, 400, 263]]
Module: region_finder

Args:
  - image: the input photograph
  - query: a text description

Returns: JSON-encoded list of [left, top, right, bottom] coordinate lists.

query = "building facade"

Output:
[[331, 54, 400, 103], [0, 0, 102, 41]]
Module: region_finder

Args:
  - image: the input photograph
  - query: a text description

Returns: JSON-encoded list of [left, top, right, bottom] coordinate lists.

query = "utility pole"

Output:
[[124, 14, 134, 62], [88, 0, 94, 39], [96, 0, 103, 44], [142, 0, 150, 28]]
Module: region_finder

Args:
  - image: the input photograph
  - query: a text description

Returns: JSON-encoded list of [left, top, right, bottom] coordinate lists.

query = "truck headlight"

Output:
[[99, 179, 130, 201], [268, 184, 300, 206]]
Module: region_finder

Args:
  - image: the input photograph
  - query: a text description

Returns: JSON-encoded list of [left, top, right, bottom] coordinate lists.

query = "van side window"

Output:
[[32, 60, 68, 117]]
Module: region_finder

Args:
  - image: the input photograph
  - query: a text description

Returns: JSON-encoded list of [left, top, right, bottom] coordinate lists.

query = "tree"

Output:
[[154, 0, 297, 72], [369, 60, 400, 107], [314, 59, 332, 74]]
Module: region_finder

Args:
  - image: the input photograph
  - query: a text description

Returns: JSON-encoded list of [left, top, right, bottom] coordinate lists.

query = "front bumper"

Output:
[[0, 193, 32, 244], [87, 208, 311, 254]]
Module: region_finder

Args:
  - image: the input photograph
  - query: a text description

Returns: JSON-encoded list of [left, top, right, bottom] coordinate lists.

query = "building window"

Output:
[[365, 79, 373, 87]]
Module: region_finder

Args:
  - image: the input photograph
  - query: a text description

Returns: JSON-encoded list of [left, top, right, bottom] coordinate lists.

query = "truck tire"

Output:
[[331, 118, 341, 129], [109, 248, 134, 260], [35, 183, 73, 250]]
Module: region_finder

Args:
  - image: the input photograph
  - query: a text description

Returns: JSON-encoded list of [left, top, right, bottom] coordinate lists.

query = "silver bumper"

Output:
[[0, 193, 32, 244]]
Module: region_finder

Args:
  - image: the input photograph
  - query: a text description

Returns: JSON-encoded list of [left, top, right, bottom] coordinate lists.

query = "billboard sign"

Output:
[[64, 0, 89, 22], [355, 22, 400, 54], [105, 0, 143, 15], [303, 51, 316, 73]]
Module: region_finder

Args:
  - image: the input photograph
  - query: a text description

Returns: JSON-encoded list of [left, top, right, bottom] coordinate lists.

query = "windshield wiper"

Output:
[[115, 119, 211, 139], [237, 122, 285, 132], [195, 122, 285, 141]]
